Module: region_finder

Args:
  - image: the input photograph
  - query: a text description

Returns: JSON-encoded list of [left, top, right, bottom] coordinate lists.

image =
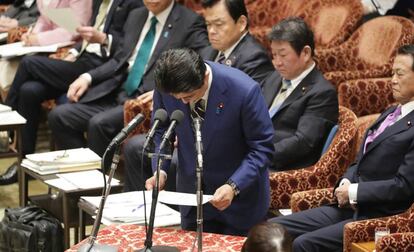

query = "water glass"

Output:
[[375, 227, 390, 244]]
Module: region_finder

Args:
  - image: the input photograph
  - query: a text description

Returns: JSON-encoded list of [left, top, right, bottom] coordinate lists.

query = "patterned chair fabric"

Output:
[[343, 203, 414, 252], [376, 232, 414, 252], [316, 16, 414, 87], [269, 106, 358, 210], [290, 187, 336, 213], [249, 0, 363, 51], [338, 78, 395, 117], [248, 0, 304, 51], [123, 98, 152, 137], [298, 0, 363, 49]]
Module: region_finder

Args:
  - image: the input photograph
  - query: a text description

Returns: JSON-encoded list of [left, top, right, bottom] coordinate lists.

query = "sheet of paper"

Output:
[[158, 191, 213, 206], [25, 148, 101, 165], [44, 178, 78, 191], [43, 8, 80, 33], [0, 103, 11, 112], [0, 111, 26, 125], [57, 170, 120, 189], [0, 42, 58, 58], [278, 209, 292, 216]]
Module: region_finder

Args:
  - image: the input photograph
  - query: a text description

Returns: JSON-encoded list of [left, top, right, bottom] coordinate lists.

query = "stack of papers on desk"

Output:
[[0, 109, 26, 125], [45, 170, 120, 191], [22, 148, 101, 175], [81, 191, 181, 227]]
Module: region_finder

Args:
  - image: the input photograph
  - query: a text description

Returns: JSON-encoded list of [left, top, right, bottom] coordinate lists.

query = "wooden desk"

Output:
[[19, 166, 123, 249], [67, 224, 246, 252], [351, 241, 375, 252]]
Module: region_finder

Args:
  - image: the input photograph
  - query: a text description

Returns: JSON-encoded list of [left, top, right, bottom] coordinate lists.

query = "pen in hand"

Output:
[[22, 25, 35, 46]]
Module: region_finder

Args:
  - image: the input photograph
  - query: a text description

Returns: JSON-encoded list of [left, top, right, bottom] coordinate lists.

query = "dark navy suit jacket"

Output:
[[152, 62, 274, 230], [341, 106, 414, 219], [199, 33, 274, 85], [261, 68, 338, 171]]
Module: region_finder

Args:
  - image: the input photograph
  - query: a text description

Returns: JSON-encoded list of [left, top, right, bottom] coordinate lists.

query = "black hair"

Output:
[[398, 44, 414, 70], [242, 222, 293, 252], [201, 0, 248, 24], [268, 17, 315, 56], [154, 48, 206, 94]]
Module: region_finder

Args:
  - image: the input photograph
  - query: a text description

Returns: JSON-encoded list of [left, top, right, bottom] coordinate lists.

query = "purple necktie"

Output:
[[364, 106, 402, 153]]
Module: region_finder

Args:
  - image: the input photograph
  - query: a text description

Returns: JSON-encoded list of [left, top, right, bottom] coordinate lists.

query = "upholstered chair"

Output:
[[338, 77, 395, 117], [269, 106, 358, 210], [316, 16, 414, 87]]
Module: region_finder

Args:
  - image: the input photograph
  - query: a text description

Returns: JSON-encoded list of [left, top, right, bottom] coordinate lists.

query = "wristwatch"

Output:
[[226, 179, 240, 196]]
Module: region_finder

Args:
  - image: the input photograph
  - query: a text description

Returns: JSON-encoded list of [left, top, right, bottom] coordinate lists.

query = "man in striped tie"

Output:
[[261, 17, 339, 171]]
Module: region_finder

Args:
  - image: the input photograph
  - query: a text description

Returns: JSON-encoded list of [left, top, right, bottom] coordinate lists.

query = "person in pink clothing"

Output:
[[0, 0, 92, 100], [22, 0, 92, 46]]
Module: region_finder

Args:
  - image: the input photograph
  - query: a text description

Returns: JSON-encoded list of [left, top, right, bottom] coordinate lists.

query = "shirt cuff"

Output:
[[68, 48, 79, 57], [348, 183, 358, 205], [154, 170, 167, 180], [339, 178, 351, 187], [103, 34, 113, 56], [80, 73, 92, 86]]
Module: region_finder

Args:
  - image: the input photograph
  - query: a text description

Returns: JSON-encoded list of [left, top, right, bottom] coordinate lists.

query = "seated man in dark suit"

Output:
[[261, 17, 338, 171], [122, 0, 274, 192], [269, 44, 414, 251], [47, 0, 208, 157], [0, 0, 143, 185], [199, 0, 274, 84]]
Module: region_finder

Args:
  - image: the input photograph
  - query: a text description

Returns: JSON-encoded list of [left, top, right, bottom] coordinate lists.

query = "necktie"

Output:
[[217, 52, 226, 64], [124, 16, 158, 96], [364, 106, 402, 152], [191, 99, 206, 119], [268, 79, 291, 118], [80, 0, 110, 54]]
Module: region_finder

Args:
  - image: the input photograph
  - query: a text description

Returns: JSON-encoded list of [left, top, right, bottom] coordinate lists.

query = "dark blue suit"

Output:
[[270, 105, 414, 251], [152, 62, 274, 234]]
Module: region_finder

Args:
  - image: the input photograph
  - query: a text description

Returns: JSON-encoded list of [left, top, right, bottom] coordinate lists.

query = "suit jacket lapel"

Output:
[[202, 65, 228, 152], [364, 107, 413, 154], [273, 68, 317, 117], [103, 0, 121, 32], [262, 72, 282, 108], [145, 3, 179, 74], [226, 34, 251, 68]]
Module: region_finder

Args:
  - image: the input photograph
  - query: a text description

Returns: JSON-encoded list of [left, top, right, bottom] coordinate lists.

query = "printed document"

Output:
[[43, 8, 80, 33], [158, 191, 213, 206]]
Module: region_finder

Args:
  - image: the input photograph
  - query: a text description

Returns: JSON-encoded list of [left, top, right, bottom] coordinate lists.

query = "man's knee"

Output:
[[292, 234, 310, 252]]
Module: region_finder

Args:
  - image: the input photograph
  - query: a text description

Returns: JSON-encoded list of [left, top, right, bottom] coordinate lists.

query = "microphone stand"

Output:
[[136, 146, 178, 252], [193, 118, 204, 252], [78, 145, 121, 252]]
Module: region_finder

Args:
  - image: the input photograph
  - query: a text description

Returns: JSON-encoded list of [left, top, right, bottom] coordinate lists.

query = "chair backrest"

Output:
[[269, 106, 358, 209], [320, 124, 338, 156], [338, 78, 395, 117], [298, 0, 363, 49]]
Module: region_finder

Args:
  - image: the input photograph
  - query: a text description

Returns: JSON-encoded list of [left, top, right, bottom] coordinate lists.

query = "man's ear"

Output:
[[301, 45, 312, 61], [236, 15, 248, 32]]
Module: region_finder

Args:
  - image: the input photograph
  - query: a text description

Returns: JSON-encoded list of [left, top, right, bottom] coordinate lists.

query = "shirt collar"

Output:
[[202, 63, 212, 103], [287, 61, 316, 90], [148, 0, 174, 27], [400, 100, 414, 119], [220, 32, 248, 59]]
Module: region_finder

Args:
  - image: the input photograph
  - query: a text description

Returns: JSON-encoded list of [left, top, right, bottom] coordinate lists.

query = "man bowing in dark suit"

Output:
[[122, 0, 274, 192], [270, 44, 414, 251], [146, 48, 274, 235], [47, 0, 209, 157], [261, 17, 338, 171], [199, 0, 274, 84], [0, 0, 143, 185]]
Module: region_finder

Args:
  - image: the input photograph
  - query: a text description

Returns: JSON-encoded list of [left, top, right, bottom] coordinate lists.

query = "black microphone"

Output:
[[192, 117, 203, 169], [108, 113, 145, 148], [158, 110, 184, 152], [142, 109, 168, 152]]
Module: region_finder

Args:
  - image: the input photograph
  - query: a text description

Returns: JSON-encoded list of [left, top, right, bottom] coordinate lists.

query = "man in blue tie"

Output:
[[269, 44, 414, 252], [261, 17, 339, 171], [47, 0, 209, 156]]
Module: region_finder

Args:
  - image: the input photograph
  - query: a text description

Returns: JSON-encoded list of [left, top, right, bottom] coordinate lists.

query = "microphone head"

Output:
[[171, 110, 184, 124], [153, 109, 168, 124]]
